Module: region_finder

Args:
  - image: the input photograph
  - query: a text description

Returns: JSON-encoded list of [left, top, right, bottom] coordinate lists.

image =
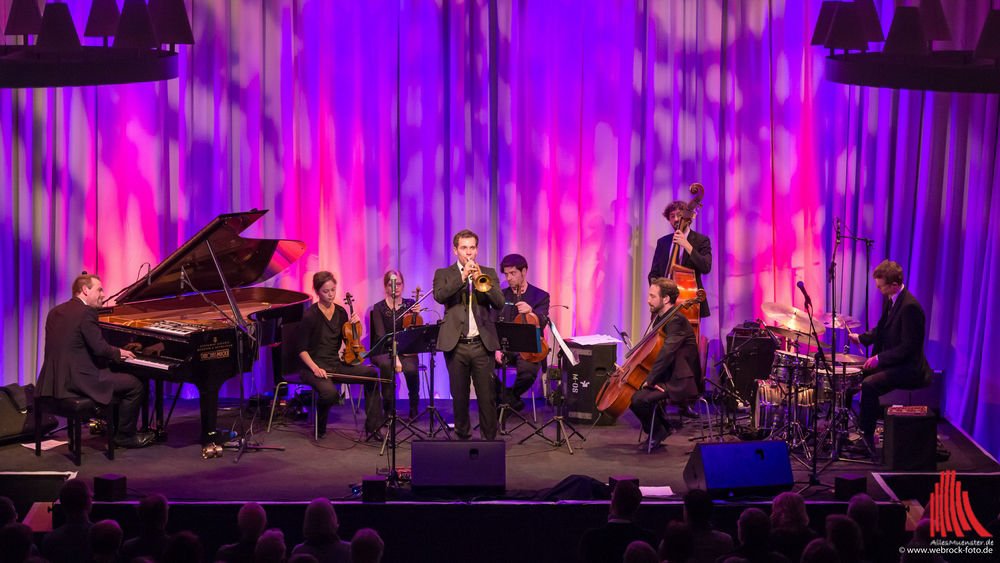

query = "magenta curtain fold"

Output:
[[1, 0, 997, 456]]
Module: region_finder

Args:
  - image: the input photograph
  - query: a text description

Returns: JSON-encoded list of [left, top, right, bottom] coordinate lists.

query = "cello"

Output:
[[513, 286, 550, 363], [341, 292, 366, 366], [667, 183, 705, 323], [594, 289, 705, 419]]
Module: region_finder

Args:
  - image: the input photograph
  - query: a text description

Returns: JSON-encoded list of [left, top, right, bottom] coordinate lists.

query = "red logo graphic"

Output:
[[928, 471, 993, 538]]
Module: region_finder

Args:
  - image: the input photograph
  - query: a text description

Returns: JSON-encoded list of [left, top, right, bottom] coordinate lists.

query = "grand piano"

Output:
[[99, 210, 311, 445]]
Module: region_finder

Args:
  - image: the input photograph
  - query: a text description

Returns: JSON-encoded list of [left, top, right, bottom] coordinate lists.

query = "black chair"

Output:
[[34, 393, 119, 466]]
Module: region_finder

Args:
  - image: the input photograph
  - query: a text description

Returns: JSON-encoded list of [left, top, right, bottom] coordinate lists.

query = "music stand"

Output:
[[366, 328, 433, 457], [491, 321, 544, 436], [518, 320, 584, 453]]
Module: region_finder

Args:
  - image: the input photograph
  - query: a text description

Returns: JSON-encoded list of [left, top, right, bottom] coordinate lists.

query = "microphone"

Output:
[[835, 217, 841, 240], [797, 281, 813, 309], [756, 318, 780, 345], [389, 272, 398, 294]]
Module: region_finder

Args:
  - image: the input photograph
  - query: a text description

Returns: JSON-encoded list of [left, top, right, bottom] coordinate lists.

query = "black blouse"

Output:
[[370, 298, 416, 345], [296, 303, 348, 369]]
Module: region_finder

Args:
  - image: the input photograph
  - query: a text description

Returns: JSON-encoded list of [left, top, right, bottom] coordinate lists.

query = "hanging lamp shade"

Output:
[[919, 0, 951, 43], [884, 7, 928, 56], [34, 2, 83, 53], [856, 0, 884, 43], [824, 2, 868, 52], [85, 0, 121, 38], [114, 0, 159, 49], [148, 0, 194, 46], [974, 10, 1000, 60], [4, 0, 43, 37], [811, 2, 841, 47]]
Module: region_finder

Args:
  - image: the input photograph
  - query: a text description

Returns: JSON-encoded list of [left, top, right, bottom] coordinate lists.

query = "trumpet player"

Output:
[[433, 229, 505, 440]]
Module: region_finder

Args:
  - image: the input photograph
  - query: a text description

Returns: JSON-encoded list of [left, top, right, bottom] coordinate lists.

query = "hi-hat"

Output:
[[835, 353, 868, 365], [761, 302, 825, 334], [821, 312, 862, 329]]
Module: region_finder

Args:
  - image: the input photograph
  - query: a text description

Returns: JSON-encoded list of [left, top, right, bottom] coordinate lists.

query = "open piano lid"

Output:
[[116, 210, 306, 304]]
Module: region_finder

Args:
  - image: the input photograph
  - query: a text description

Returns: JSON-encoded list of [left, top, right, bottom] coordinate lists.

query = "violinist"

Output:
[[369, 270, 422, 421], [629, 278, 701, 451], [493, 254, 550, 412], [648, 199, 712, 318], [296, 271, 380, 439]]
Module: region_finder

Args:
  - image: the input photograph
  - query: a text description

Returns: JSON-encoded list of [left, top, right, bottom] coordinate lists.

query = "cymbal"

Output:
[[761, 302, 825, 334], [820, 312, 862, 329], [834, 353, 868, 365], [767, 326, 828, 349]]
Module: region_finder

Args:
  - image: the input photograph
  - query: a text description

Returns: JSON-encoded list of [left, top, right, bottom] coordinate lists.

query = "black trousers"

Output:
[[498, 355, 541, 400], [858, 366, 923, 437], [373, 354, 420, 411], [630, 387, 670, 441], [445, 340, 497, 440], [300, 362, 380, 433], [105, 370, 145, 437]]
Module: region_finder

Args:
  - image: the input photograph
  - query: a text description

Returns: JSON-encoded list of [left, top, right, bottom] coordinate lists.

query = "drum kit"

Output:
[[753, 302, 867, 464]]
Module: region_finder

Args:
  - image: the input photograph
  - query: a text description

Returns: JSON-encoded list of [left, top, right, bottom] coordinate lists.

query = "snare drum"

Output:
[[771, 350, 815, 385], [817, 366, 863, 392], [754, 380, 818, 432]]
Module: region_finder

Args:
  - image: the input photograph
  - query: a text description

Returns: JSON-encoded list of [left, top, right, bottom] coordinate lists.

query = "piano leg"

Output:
[[197, 380, 225, 445]]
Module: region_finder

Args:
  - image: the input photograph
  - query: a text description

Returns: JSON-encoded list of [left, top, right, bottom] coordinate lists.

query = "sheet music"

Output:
[[565, 334, 622, 346]]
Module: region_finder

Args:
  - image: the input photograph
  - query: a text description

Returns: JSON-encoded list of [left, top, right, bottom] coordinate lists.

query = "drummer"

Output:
[[629, 278, 701, 451]]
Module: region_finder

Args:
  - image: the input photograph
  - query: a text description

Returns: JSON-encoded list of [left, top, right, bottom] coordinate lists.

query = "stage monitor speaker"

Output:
[[683, 441, 793, 499], [724, 323, 777, 407], [562, 342, 617, 425], [411, 440, 505, 493]]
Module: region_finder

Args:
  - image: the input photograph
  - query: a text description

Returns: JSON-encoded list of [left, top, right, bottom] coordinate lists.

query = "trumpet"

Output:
[[466, 261, 493, 292]]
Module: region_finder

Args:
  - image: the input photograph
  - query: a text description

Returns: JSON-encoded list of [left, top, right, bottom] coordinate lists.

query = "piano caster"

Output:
[[202, 444, 223, 459]]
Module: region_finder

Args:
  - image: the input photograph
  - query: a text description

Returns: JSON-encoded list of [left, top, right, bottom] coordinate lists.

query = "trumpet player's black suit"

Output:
[[433, 262, 505, 439]]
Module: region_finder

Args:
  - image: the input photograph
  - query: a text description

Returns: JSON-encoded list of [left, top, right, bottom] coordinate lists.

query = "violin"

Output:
[[341, 292, 366, 366], [513, 286, 550, 363], [402, 286, 425, 329]]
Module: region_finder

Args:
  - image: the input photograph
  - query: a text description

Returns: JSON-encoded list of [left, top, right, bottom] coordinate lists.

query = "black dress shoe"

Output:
[[365, 430, 385, 442], [114, 432, 155, 449], [643, 438, 664, 452], [511, 398, 526, 412], [678, 405, 699, 419], [409, 405, 419, 420]]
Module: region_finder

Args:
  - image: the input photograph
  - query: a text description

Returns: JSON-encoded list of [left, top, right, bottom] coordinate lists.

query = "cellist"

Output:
[[629, 278, 701, 451], [493, 254, 550, 412], [647, 199, 712, 320]]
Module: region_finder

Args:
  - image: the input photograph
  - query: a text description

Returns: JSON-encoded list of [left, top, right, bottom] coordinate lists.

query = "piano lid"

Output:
[[116, 210, 307, 304]]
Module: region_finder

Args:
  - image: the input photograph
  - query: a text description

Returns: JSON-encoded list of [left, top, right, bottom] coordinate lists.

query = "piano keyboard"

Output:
[[124, 355, 177, 371], [146, 320, 205, 336]]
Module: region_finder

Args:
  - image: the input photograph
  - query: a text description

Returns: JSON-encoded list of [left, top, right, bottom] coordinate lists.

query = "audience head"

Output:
[[610, 480, 643, 520], [288, 555, 319, 563], [238, 502, 268, 541], [350, 528, 384, 563], [90, 519, 123, 561], [658, 520, 694, 563], [911, 518, 932, 544], [846, 492, 878, 531], [770, 491, 809, 529], [799, 538, 840, 563], [163, 530, 202, 563], [303, 498, 339, 543], [826, 514, 864, 562], [0, 522, 35, 563], [254, 529, 286, 563], [682, 488, 715, 529], [137, 493, 169, 532], [737, 508, 771, 548], [622, 541, 658, 563], [0, 496, 16, 527], [59, 478, 92, 516]]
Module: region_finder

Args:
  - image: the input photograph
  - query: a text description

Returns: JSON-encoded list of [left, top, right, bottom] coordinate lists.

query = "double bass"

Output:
[[594, 289, 706, 419], [667, 183, 705, 323]]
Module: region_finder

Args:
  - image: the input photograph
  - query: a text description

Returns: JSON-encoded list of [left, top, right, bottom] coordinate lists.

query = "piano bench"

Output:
[[34, 395, 120, 466]]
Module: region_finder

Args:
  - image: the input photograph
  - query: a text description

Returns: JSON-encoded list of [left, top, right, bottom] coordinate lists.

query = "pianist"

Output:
[[297, 271, 380, 439], [36, 273, 155, 449]]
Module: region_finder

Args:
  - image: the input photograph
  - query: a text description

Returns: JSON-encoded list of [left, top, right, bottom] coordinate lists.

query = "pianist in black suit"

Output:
[[493, 253, 550, 412], [297, 271, 381, 439], [369, 270, 422, 421], [36, 274, 154, 449], [848, 260, 934, 452], [432, 229, 505, 440], [647, 199, 712, 318]]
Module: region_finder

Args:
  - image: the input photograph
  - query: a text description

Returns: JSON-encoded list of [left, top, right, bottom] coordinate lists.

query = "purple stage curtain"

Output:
[[1, 1, 997, 457]]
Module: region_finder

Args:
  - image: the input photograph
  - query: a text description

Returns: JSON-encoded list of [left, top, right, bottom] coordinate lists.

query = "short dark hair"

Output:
[[682, 488, 714, 527], [59, 479, 92, 515], [737, 508, 770, 547], [312, 271, 336, 294], [0, 523, 34, 563], [72, 273, 101, 296], [651, 277, 679, 303], [658, 521, 694, 562], [137, 494, 168, 531], [163, 531, 203, 563], [90, 519, 123, 557], [825, 514, 863, 560], [610, 480, 643, 518], [873, 259, 903, 286], [0, 495, 16, 527], [350, 528, 385, 563], [662, 200, 687, 219], [500, 254, 528, 272], [453, 229, 479, 248], [846, 493, 878, 530], [382, 270, 403, 287]]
